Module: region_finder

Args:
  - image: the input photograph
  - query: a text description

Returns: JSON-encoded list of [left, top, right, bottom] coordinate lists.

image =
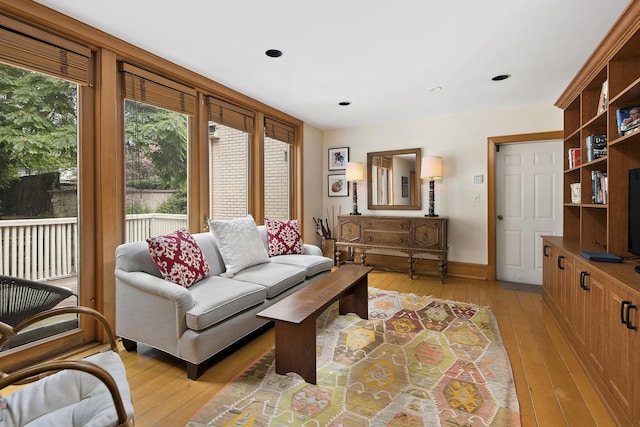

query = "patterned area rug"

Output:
[[188, 288, 521, 426]]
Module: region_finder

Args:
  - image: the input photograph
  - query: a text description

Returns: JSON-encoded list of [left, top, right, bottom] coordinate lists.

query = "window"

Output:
[[208, 97, 254, 219], [264, 118, 295, 219], [121, 64, 195, 241], [0, 19, 91, 348]]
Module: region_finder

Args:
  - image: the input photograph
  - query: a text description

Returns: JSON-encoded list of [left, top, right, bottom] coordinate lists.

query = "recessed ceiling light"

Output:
[[339, 101, 351, 106], [491, 74, 511, 81], [427, 86, 442, 93], [265, 49, 283, 58]]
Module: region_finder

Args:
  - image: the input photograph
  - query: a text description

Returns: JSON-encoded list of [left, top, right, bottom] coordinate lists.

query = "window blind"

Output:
[[0, 16, 91, 85], [265, 118, 295, 144], [208, 97, 255, 133], [121, 63, 197, 115]]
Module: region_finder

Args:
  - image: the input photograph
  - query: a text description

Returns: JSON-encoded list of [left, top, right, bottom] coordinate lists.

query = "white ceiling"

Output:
[[35, 0, 630, 130]]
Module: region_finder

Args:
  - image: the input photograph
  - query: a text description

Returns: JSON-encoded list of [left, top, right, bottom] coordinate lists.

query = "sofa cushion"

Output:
[[265, 218, 305, 256], [232, 262, 306, 299], [270, 254, 334, 277], [146, 228, 210, 288], [209, 215, 269, 277], [186, 276, 266, 331]]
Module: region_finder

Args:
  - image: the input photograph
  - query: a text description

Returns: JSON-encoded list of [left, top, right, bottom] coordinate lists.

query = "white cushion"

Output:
[[1, 351, 133, 427], [208, 215, 269, 277]]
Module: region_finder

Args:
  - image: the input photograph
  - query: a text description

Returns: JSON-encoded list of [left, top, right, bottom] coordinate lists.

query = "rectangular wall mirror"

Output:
[[367, 148, 421, 210]]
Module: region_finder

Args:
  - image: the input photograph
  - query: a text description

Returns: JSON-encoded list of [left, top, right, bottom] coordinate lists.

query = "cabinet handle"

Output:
[[368, 223, 372, 228], [399, 237, 403, 243], [543, 245, 550, 257], [557, 255, 565, 270], [626, 303, 638, 331], [399, 224, 404, 229], [621, 300, 631, 325], [580, 271, 590, 291], [368, 236, 372, 241]]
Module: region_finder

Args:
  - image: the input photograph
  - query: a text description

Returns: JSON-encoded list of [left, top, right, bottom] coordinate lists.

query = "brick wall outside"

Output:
[[209, 125, 291, 220], [210, 125, 248, 219], [264, 136, 289, 219]]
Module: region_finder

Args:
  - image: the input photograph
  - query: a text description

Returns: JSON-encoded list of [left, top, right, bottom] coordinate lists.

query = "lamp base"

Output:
[[350, 212, 362, 215], [424, 214, 439, 217]]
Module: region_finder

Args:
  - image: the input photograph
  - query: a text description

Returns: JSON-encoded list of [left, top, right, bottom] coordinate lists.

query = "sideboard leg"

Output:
[[408, 255, 414, 280]]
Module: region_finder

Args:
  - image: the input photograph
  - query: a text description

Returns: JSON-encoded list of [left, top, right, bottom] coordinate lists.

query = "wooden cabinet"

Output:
[[557, 2, 640, 256], [336, 215, 448, 282], [572, 257, 606, 378], [605, 281, 639, 423], [545, 6, 640, 424], [543, 237, 640, 426]]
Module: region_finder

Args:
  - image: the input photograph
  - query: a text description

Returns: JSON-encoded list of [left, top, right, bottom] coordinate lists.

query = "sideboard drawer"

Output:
[[362, 230, 410, 246], [364, 218, 410, 231]]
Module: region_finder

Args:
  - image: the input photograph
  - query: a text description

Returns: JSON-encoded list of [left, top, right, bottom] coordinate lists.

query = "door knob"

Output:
[[497, 215, 503, 220]]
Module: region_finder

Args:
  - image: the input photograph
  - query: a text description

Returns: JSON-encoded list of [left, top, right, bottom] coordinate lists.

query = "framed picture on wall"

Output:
[[328, 174, 348, 197], [328, 147, 349, 171]]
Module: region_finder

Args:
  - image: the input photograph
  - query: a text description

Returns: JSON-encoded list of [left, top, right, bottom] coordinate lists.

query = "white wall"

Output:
[[319, 102, 562, 265], [302, 123, 325, 245]]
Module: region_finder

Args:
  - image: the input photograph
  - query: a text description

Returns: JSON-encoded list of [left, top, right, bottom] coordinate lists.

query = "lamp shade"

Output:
[[345, 162, 364, 181], [420, 156, 443, 180]]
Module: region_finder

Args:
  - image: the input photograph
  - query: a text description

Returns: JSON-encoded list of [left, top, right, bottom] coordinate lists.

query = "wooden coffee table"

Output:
[[257, 265, 372, 384]]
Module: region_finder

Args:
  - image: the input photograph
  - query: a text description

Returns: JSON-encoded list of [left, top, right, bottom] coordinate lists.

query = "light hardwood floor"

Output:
[[77, 271, 618, 426]]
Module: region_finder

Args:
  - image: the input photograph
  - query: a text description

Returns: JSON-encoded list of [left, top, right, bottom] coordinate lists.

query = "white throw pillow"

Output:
[[208, 215, 269, 277]]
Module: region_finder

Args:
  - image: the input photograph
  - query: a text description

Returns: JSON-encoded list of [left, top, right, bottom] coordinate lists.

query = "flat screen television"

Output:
[[629, 167, 640, 256]]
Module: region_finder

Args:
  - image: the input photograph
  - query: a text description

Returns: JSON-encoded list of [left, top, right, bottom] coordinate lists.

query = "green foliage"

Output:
[[125, 101, 187, 192], [0, 63, 78, 188], [157, 192, 187, 214]]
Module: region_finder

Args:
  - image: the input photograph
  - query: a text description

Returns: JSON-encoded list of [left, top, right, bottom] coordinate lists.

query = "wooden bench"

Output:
[[257, 265, 372, 384]]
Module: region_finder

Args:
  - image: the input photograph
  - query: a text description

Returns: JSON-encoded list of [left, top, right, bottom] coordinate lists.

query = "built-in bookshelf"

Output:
[[559, 15, 640, 256], [548, 5, 640, 426]]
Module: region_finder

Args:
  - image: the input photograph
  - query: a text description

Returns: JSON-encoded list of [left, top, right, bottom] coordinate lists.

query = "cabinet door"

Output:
[[606, 282, 639, 422], [412, 219, 445, 249], [338, 218, 362, 243], [547, 247, 572, 325], [573, 259, 606, 378], [542, 242, 555, 309]]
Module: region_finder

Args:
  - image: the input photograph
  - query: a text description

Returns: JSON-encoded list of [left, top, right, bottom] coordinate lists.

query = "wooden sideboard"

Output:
[[336, 215, 448, 282]]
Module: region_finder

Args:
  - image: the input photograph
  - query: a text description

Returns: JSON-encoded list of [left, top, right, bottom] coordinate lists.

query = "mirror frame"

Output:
[[367, 147, 422, 210]]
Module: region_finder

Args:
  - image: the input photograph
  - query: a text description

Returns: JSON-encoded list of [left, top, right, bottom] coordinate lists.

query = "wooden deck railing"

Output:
[[0, 214, 187, 280]]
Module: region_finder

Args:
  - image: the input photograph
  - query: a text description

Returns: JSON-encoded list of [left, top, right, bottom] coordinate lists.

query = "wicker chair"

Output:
[[0, 275, 75, 326], [0, 306, 134, 426]]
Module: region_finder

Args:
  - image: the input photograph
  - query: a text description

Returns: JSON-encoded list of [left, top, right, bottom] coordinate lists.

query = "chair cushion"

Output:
[[146, 228, 210, 288], [232, 262, 305, 299], [270, 254, 334, 277], [208, 215, 269, 277], [186, 276, 266, 331], [1, 351, 133, 427], [265, 218, 305, 256]]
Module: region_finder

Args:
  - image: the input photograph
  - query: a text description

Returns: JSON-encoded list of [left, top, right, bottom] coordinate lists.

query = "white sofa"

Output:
[[114, 225, 333, 380]]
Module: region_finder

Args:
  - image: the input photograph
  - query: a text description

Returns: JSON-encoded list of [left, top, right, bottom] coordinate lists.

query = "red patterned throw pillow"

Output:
[[147, 228, 210, 287], [265, 218, 305, 257]]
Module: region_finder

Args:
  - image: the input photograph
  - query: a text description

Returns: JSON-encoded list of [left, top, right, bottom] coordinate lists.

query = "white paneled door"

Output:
[[495, 140, 563, 285]]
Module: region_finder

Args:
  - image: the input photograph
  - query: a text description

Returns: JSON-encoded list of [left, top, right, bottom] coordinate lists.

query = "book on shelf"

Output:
[[597, 80, 608, 114], [568, 147, 581, 169], [585, 134, 607, 162], [616, 106, 640, 136], [591, 170, 607, 204]]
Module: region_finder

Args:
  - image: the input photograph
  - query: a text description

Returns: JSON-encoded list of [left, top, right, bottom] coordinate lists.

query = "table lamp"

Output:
[[345, 162, 364, 215], [420, 156, 443, 217]]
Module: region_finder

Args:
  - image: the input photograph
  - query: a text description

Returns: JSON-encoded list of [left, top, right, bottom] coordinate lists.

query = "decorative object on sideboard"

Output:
[[345, 162, 364, 215], [420, 156, 443, 217]]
